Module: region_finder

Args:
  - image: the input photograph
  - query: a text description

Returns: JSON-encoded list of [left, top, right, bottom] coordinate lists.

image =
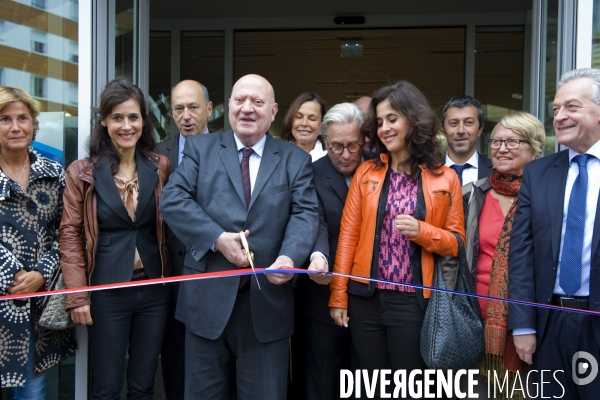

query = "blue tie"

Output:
[[559, 154, 591, 297], [450, 163, 470, 186]]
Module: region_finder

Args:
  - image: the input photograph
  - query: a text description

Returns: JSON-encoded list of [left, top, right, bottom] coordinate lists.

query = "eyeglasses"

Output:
[[328, 143, 363, 155], [488, 139, 529, 150]]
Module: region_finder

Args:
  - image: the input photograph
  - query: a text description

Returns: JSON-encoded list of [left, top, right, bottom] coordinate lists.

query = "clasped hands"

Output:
[[215, 230, 294, 285], [328, 214, 420, 328], [8, 269, 45, 295]]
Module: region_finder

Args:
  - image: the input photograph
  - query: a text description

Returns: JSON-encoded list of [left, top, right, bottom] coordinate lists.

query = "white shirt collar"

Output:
[[568, 139, 600, 161], [234, 133, 267, 157], [445, 151, 480, 167]]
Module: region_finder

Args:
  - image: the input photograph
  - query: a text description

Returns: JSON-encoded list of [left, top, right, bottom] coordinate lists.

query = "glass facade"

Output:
[[148, 31, 171, 140], [474, 27, 525, 159], [234, 28, 465, 138], [539, 0, 559, 155], [0, 0, 79, 168]]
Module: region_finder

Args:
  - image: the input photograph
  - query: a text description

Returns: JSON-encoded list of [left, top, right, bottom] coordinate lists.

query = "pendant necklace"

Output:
[[0, 154, 28, 187]]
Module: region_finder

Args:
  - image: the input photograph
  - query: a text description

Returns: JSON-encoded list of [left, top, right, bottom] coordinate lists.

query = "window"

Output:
[[70, 0, 79, 21], [32, 0, 46, 10], [31, 30, 48, 54], [32, 76, 47, 98], [32, 40, 46, 53]]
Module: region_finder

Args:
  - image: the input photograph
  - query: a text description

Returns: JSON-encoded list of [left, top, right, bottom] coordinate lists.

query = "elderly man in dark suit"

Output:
[[509, 68, 600, 399], [159, 74, 319, 399], [302, 102, 366, 399], [155, 79, 212, 400], [442, 95, 493, 185]]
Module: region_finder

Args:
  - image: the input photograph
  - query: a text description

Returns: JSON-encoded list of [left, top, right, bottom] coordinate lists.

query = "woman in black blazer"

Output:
[[60, 77, 171, 399]]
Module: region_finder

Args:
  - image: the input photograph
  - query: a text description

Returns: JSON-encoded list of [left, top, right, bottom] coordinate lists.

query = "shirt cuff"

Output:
[[211, 232, 226, 252], [512, 328, 536, 336], [310, 251, 328, 267]]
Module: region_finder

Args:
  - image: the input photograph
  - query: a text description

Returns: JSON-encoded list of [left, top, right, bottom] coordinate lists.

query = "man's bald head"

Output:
[[228, 74, 278, 147], [171, 80, 213, 137], [354, 96, 372, 116]]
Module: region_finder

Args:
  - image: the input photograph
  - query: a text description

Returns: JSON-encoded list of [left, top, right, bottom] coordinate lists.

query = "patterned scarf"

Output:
[[482, 169, 523, 398]]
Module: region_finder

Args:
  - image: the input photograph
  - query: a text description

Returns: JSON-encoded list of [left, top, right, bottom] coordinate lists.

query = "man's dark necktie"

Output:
[[239, 147, 254, 289], [559, 154, 591, 297], [450, 163, 470, 186], [241, 147, 254, 207]]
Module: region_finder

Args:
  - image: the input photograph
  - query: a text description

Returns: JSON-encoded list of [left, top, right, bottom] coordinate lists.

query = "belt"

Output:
[[551, 295, 590, 310], [132, 269, 148, 281]]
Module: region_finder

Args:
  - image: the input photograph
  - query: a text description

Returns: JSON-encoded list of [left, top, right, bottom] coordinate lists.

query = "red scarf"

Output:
[[485, 169, 522, 373]]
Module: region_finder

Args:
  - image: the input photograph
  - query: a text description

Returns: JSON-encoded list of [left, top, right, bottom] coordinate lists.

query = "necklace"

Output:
[[0, 154, 28, 186], [118, 164, 136, 181]]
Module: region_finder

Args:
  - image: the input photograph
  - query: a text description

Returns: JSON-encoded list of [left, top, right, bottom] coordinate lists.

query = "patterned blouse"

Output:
[[377, 170, 418, 292], [114, 171, 144, 271], [0, 148, 76, 387]]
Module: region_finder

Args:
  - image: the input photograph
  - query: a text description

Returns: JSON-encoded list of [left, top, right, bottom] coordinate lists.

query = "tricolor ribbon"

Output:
[[2, 268, 600, 317]]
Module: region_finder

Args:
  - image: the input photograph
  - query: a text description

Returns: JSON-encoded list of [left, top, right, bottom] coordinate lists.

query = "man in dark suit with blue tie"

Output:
[[159, 74, 319, 399], [156, 79, 213, 400], [509, 68, 600, 398]]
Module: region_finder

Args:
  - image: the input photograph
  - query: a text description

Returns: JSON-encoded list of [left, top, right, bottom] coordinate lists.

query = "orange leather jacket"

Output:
[[59, 152, 171, 310], [329, 154, 465, 309]]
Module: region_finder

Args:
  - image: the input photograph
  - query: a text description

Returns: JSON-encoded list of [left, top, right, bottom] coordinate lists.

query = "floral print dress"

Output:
[[0, 148, 76, 387]]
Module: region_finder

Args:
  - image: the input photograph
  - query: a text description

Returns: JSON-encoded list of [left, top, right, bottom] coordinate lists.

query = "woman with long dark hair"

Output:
[[329, 81, 465, 383], [60, 77, 171, 399]]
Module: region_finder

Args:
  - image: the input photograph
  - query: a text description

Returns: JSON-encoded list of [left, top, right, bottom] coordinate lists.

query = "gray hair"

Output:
[[171, 80, 210, 104], [319, 102, 365, 137], [558, 68, 600, 104]]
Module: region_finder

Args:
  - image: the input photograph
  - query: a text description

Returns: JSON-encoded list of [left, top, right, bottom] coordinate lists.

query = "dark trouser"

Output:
[[348, 290, 426, 399], [88, 284, 170, 400], [289, 304, 307, 399], [184, 289, 289, 400], [534, 308, 600, 399], [161, 282, 185, 400], [305, 316, 355, 400]]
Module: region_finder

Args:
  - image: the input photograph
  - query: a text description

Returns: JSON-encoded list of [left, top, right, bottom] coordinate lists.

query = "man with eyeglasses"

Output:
[[301, 102, 367, 399], [441, 95, 493, 185]]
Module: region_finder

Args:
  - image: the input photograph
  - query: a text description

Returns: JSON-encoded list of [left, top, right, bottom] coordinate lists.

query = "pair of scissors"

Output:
[[239, 232, 261, 289]]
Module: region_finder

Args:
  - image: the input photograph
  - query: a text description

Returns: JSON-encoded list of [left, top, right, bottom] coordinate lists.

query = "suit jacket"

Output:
[[477, 153, 493, 180], [156, 131, 213, 277], [91, 151, 164, 285], [159, 130, 319, 342], [300, 155, 348, 324], [508, 150, 600, 346]]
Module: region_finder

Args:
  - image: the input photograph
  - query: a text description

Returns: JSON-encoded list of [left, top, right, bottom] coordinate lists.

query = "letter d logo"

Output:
[[572, 351, 598, 385]]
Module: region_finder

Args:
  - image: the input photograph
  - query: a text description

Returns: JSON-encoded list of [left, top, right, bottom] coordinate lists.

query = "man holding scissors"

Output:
[[160, 74, 319, 399]]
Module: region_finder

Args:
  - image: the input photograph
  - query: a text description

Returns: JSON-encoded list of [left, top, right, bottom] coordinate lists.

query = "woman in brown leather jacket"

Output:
[[329, 81, 465, 387], [59, 77, 171, 399]]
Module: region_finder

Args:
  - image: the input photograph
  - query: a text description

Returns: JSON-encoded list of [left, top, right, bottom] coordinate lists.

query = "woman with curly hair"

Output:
[[329, 81, 465, 380]]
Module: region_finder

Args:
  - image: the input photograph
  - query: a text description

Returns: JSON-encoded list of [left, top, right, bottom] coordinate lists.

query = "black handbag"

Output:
[[420, 232, 484, 370]]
